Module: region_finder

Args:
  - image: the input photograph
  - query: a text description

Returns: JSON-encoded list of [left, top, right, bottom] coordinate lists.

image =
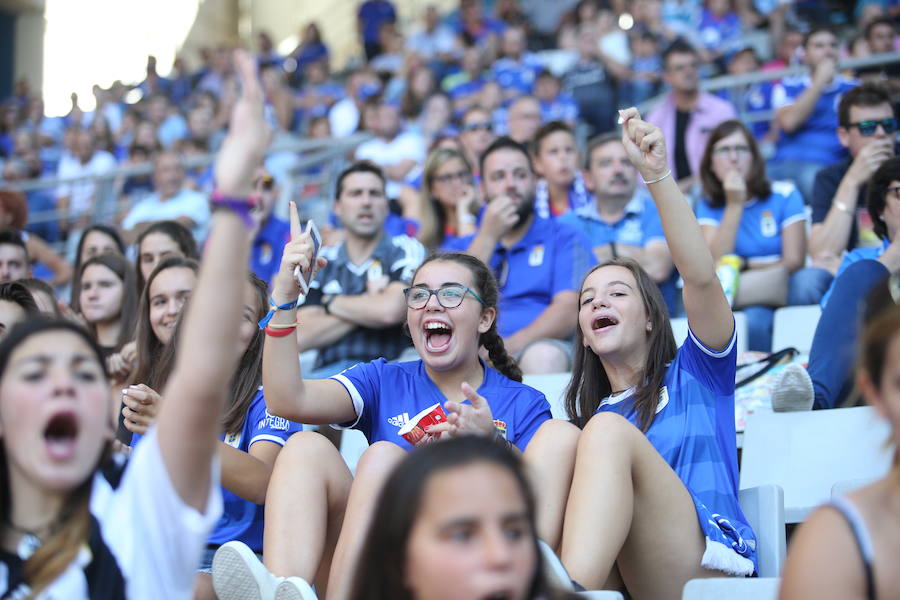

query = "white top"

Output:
[[122, 188, 211, 241], [354, 131, 426, 199], [0, 428, 222, 599], [55, 151, 118, 217]]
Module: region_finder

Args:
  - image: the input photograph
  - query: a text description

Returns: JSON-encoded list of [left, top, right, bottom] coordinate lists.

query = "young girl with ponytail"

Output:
[[212, 225, 551, 600]]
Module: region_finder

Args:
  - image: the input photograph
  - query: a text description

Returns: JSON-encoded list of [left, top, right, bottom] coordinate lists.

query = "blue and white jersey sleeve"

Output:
[[680, 323, 738, 398], [694, 199, 722, 228], [772, 181, 806, 229], [330, 359, 384, 435], [245, 390, 303, 448], [387, 235, 426, 284]]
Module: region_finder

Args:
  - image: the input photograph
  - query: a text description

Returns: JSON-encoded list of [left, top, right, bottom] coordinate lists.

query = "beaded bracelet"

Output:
[[211, 191, 256, 230]]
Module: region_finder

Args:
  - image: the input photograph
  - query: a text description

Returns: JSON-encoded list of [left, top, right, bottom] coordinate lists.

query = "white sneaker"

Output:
[[275, 577, 318, 600], [771, 363, 814, 412], [212, 541, 279, 600]]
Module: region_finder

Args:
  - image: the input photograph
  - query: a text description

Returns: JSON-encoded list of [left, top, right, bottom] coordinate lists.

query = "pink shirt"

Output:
[[646, 92, 737, 179]]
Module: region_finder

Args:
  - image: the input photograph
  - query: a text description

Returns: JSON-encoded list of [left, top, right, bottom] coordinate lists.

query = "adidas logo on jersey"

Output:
[[388, 412, 410, 427]]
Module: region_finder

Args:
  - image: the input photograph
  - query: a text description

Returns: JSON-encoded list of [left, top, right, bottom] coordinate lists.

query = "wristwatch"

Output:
[[322, 295, 335, 314]]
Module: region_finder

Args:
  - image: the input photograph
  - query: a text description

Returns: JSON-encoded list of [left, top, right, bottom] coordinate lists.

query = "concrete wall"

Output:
[[13, 9, 44, 93]]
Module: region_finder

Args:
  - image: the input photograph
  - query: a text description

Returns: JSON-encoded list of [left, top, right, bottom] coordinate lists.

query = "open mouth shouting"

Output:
[[423, 320, 453, 353], [44, 410, 80, 461], [591, 314, 619, 333]]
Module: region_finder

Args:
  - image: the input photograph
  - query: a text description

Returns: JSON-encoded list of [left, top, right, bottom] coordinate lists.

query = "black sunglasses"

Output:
[[848, 118, 898, 136]]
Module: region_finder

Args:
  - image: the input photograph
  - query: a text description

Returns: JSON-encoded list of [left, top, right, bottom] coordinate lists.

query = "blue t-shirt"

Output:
[[698, 10, 742, 51], [358, 0, 396, 43], [490, 55, 542, 94], [132, 389, 301, 552], [250, 216, 290, 288], [596, 327, 757, 574], [331, 359, 551, 452], [209, 390, 302, 551], [820, 238, 889, 308], [559, 192, 666, 248], [540, 95, 579, 124], [533, 172, 592, 219], [446, 217, 596, 337], [696, 181, 806, 264], [771, 75, 857, 164]]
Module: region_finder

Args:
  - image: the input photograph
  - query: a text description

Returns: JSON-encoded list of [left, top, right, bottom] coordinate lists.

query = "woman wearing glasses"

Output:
[[696, 119, 831, 351], [416, 148, 481, 251], [211, 232, 550, 600]]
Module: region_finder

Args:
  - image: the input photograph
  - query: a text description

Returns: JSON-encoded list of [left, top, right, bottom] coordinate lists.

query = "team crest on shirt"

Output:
[[760, 211, 777, 238], [529, 245, 545, 266], [224, 431, 242, 448], [493, 420, 508, 439], [655, 387, 670, 414], [259, 242, 273, 265]]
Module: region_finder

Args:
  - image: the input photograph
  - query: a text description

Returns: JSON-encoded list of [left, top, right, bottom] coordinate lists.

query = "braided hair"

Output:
[[413, 252, 523, 382]]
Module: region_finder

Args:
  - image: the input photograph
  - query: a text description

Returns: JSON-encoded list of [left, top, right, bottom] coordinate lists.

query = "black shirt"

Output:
[[810, 158, 867, 252]]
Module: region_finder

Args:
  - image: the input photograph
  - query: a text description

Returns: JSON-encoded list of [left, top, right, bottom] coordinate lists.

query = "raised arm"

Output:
[[619, 108, 733, 350], [262, 202, 358, 425], [775, 59, 835, 133], [154, 50, 267, 512]]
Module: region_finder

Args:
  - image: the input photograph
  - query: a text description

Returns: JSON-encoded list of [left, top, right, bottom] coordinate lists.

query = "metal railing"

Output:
[[636, 51, 900, 124], [3, 131, 373, 250]]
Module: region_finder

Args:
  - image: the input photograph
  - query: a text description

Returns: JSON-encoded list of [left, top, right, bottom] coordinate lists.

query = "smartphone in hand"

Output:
[[294, 219, 322, 295]]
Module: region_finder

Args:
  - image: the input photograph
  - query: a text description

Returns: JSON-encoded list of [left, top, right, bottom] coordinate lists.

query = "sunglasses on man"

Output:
[[848, 118, 898, 136]]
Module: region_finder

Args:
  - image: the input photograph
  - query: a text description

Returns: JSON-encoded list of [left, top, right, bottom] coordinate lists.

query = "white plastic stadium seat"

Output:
[[740, 406, 892, 523], [737, 485, 785, 578], [682, 577, 780, 600], [670, 311, 748, 355], [772, 305, 821, 353], [523, 373, 571, 419]]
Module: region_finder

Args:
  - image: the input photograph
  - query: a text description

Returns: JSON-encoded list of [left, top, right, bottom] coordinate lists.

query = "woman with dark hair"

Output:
[[212, 232, 551, 600], [123, 273, 302, 599], [696, 119, 830, 351], [780, 303, 900, 599], [134, 220, 199, 293], [400, 65, 437, 120], [0, 281, 39, 339], [76, 254, 139, 385], [0, 47, 266, 598], [73, 224, 126, 278], [352, 436, 578, 600], [128, 256, 199, 395], [416, 148, 480, 251], [524, 108, 756, 597]]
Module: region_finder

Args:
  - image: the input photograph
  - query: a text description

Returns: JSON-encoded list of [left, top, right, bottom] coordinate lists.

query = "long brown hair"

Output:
[[698, 120, 772, 209], [153, 273, 268, 435], [411, 252, 523, 382], [0, 318, 111, 596], [75, 253, 140, 352], [565, 259, 677, 431], [418, 149, 475, 250], [129, 256, 199, 390]]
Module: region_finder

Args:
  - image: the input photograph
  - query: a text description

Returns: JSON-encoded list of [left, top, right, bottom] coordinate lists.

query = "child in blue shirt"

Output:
[[212, 214, 552, 600], [523, 108, 757, 596]]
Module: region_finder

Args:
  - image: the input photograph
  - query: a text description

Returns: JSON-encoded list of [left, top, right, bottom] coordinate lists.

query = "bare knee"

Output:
[[525, 418, 581, 456], [518, 341, 571, 375], [580, 412, 638, 452], [355, 441, 407, 480], [280, 430, 342, 464]]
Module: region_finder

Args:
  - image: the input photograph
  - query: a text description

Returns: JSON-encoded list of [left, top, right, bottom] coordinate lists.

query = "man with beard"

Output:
[[298, 161, 425, 378], [454, 137, 594, 374], [561, 133, 677, 313]]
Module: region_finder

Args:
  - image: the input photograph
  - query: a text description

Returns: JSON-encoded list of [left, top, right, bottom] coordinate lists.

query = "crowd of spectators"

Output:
[[0, 2, 900, 599]]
